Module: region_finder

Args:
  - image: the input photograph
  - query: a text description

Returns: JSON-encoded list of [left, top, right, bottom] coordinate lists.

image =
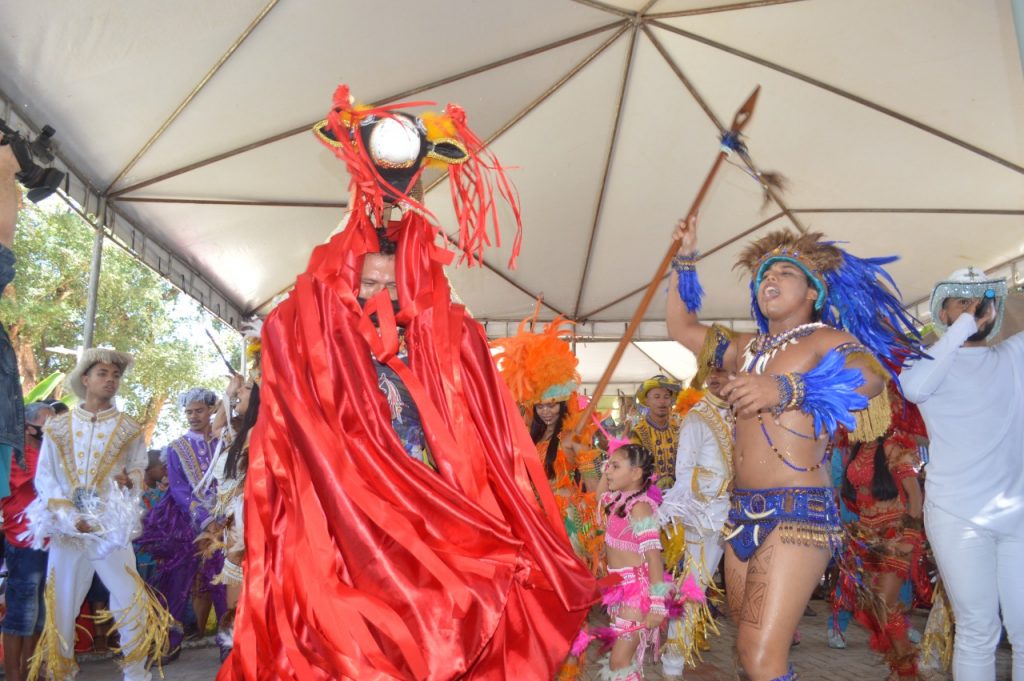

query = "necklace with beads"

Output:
[[743, 322, 828, 374], [757, 413, 832, 472]]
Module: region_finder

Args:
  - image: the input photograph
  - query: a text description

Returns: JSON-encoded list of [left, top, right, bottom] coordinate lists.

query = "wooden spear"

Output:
[[575, 86, 761, 432]]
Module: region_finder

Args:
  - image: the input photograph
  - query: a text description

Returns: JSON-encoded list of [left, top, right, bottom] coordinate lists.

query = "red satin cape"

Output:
[[218, 212, 596, 680]]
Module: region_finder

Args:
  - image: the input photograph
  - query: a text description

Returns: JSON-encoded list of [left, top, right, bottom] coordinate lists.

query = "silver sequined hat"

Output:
[[929, 267, 1008, 339]]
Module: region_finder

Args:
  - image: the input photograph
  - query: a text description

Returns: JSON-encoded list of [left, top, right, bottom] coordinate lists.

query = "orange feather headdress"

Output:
[[491, 316, 580, 407]]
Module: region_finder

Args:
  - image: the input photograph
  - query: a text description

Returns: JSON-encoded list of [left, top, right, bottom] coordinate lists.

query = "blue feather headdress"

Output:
[[738, 230, 924, 376]]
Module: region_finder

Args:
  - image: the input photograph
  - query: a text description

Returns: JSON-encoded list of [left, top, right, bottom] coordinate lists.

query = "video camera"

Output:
[[0, 118, 66, 203]]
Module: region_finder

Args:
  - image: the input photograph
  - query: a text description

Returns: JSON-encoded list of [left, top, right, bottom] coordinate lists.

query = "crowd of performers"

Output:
[[2, 85, 1023, 681]]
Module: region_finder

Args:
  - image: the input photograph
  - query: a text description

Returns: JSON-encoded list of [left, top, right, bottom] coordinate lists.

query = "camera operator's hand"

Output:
[[960, 297, 996, 328], [0, 144, 18, 177]]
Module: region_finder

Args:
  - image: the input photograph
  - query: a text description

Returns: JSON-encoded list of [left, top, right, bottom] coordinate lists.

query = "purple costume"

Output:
[[138, 431, 226, 649]]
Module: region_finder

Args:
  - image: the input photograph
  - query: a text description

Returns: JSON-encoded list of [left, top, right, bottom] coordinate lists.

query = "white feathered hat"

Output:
[[66, 347, 134, 401]]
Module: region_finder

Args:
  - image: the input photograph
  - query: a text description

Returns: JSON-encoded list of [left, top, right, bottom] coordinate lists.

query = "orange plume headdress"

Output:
[[491, 316, 580, 407]]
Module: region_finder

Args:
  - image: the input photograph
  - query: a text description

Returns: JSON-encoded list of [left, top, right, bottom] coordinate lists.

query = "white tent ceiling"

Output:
[[1, 0, 1023, 389]]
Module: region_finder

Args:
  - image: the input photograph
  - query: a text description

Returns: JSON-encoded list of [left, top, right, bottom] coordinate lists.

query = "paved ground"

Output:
[[73, 600, 1011, 680]]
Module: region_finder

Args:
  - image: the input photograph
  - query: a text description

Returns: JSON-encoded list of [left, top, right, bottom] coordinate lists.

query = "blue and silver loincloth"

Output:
[[723, 486, 843, 562]]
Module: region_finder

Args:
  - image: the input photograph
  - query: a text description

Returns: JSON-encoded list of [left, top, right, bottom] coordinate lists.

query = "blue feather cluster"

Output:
[[749, 279, 769, 332], [676, 267, 704, 314], [801, 348, 868, 438], [720, 131, 747, 155], [820, 250, 924, 376]]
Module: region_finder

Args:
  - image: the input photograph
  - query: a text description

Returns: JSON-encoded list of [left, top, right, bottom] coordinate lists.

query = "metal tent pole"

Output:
[[82, 198, 105, 349]]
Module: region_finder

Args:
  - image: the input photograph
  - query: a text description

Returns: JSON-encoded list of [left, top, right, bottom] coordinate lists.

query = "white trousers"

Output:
[[661, 527, 725, 677], [925, 502, 1024, 681], [48, 543, 152, 681]]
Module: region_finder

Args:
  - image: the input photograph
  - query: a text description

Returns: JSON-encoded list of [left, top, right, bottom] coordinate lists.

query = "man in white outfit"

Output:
[[27, 348, 170, 680], [901, 268, 1024, 681], [659, 367, 733, 678]]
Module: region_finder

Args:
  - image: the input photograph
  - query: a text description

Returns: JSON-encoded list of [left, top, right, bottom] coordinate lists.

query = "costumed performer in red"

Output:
[[218, 85, 596, 680]]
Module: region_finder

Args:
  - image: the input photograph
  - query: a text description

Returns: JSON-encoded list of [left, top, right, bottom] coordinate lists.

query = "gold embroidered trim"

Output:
[[312, 119, 347, 148], [920, 581, 954, 671], [169, 436, 210, 490], [48, 412, 142, 491], [777, 520, 843, 550], [27, 569, 77, 681], [692, 323, 736, 388], [688, 399, 733, 501], [93, 415, 143, 485], [425, 136, 469, 165]]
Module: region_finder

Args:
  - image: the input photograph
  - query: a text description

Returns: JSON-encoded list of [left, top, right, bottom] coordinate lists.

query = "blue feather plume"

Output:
[[801, 348, 868, 438], [677, 267, 704, 314], [821, 250, 924, 377]]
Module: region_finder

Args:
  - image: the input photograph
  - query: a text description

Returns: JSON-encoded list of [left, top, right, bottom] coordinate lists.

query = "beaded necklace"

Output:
[[742, 322, 828, 375], [757, 413, 832, 472], [742, 322, 831, 471]]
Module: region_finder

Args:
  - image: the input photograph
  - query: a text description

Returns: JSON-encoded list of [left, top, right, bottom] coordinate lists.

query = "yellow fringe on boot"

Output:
[[920, 581, 955, 671], [27, 570, 78, 681], [99, 566, 174, 677], [662, 524, 688, 571]]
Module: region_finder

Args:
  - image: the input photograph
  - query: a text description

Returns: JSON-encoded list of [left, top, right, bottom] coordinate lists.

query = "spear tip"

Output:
[[732, 85, 761, 132]]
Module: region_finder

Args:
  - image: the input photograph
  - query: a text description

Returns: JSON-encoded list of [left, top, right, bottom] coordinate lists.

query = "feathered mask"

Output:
[[313, 84, 522, 267], [736, 229, 923, 374], [241, 318, 263, 385], [491, 316, 580, 407]]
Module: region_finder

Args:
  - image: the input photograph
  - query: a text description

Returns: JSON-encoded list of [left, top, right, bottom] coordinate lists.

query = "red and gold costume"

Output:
[[219, 87, 595, 680], [845, 384, 928, 680]]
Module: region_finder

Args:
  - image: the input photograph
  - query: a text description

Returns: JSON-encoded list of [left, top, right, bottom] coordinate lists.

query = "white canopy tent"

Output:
[[1, 0, 1022, 390]]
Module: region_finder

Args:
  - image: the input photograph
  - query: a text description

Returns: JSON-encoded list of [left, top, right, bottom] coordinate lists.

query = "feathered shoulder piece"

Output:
[[491, 315, 580, 407]]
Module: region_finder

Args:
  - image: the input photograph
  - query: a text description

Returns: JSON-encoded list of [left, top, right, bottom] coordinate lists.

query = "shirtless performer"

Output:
[[666, 216, 921, 681]]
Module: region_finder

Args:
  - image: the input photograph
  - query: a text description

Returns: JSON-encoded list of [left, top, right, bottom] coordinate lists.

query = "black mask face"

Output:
[[357, 297, 402, 327], [26, 424, 44, 440]]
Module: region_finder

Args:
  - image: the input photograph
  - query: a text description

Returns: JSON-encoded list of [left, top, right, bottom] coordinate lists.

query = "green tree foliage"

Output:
[[0, 202, 240, 443]]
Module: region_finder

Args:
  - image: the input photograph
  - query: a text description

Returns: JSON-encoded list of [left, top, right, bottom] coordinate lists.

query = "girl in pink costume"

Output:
[[597, 444, 671, 680]]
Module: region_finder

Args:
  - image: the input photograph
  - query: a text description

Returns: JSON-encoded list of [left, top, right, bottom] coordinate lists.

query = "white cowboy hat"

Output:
[[65, 347, 134, 401]]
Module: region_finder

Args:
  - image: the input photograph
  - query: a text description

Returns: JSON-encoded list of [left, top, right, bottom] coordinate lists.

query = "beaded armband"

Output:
[[630, 515, 662, 554], [771, 372, 806, 416], [672, 252, 704, 314], [576, 447, 602, 479], [649, 581, 672, 615]]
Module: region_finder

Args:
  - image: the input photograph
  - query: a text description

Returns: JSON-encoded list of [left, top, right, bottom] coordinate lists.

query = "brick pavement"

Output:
[[74, 599, 1011, 680]]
